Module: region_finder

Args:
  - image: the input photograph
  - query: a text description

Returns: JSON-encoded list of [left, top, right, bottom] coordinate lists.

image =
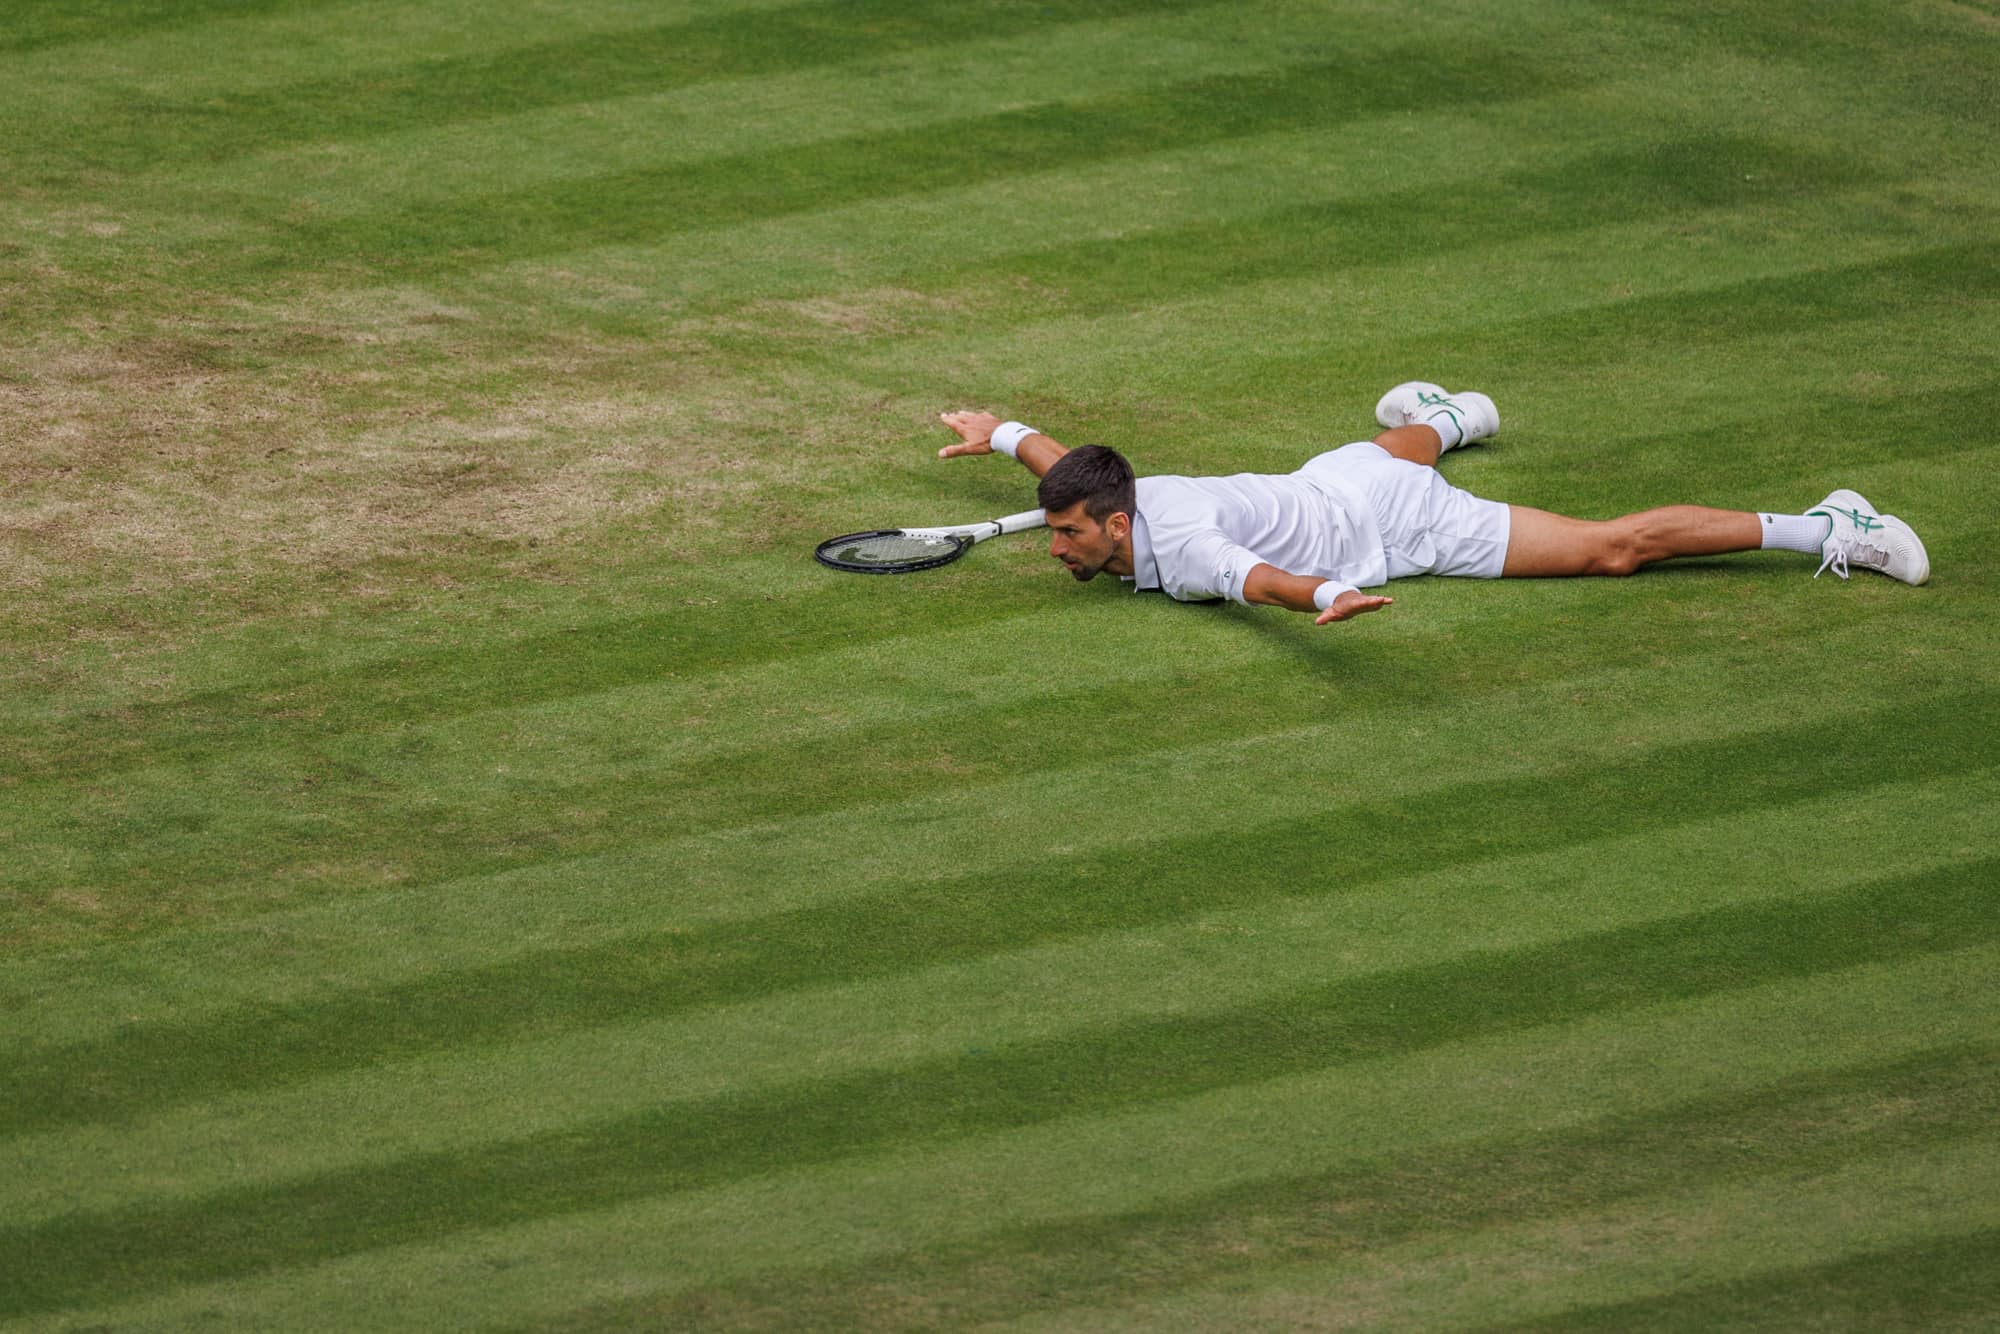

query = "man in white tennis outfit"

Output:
[[935, 382, 1930, 625]]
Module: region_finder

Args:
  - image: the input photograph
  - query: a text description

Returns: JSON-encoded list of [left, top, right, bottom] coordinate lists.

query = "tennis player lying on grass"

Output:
[[935, 382, 1930, 624]]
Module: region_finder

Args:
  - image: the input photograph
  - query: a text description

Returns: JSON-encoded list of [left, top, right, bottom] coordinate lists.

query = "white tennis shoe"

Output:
[[1374, 381, 1499, 451], [1807, 489, 1930, 585]]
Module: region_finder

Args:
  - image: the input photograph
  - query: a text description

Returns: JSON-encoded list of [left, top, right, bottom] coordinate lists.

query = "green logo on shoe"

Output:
[[1417, 391, 1461, 427], [1814, 505, 1882, 532], [1808, 506, 1880, 532]]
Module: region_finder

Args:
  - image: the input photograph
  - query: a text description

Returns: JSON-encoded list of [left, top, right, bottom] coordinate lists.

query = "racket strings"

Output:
[[818, 531, 967, 570]]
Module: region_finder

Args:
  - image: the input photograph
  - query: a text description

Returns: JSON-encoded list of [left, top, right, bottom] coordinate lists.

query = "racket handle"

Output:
[[905, 509, 1048, 540], [991, 508, 1046, 535]]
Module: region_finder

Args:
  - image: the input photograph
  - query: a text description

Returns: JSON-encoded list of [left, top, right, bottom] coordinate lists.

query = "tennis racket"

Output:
[[815, 508, 1046, 574]]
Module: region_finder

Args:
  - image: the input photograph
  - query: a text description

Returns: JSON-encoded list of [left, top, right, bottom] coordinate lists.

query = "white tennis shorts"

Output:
[[1296, 442, 1511, 580]]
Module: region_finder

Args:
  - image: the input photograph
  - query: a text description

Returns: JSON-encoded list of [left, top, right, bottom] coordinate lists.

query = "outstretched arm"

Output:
[[1241, 563, 1393, 625], [937, 410, 1069, 480]]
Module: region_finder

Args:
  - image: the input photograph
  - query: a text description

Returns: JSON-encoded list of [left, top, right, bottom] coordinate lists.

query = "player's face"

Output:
[[1045, 501, 1121, 581]]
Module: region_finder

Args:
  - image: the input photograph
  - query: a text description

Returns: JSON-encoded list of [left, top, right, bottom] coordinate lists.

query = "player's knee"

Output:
[[1582, 533, 1646, 577]]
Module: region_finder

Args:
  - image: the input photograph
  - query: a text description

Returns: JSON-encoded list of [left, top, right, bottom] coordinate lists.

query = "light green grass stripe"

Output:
[[201, 30, 1987, 323], [1005, 1142, 2000, 1332], [3, 771, 1989, 1227], [229, 80, 1687, 322], [1488, 1231, 2000, 1332], [16, 554, 1928, 904], [850, 222, 2000, 423], [9, 356, 1985, 916], [219, 35, 1843, 237], [166, 0, 1388, 214], [0, 0, 797, 92], [32, 945, 2000, 1332], [1, 644, 1969, 1047], [10, 534, 1974, 955]]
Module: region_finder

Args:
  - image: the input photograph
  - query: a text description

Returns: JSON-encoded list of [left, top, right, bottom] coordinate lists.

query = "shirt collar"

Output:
[[1126, 508, 1161, 591]]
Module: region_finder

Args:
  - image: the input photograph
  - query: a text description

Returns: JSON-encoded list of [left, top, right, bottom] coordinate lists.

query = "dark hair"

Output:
[[1037, 444, 1135, 523]]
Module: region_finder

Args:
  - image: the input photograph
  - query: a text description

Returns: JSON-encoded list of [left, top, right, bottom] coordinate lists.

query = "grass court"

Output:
[[2, 0, 1998, 1327]]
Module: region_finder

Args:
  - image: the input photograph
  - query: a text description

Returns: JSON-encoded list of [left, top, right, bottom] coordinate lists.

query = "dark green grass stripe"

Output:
[[3, 863, 1993, 1317], [0, 0, 323, 53], [2, 690, 1990, 1132], [15, 592, 1926, 948], [16, 0, 1216, 174], [928, 235, 2000, 389], [11, 268, 1978, 794], [1529, 240, 2000, 351], [189, 48, 1566, 285], [0, 580, 1056, 785], [1489, 1227, 2000, 1333], [1222, 246, 2000, 444], [6, 603, 1975, 952], [1631, 0, 2000, 122], [770, 134, 1877, 340], [500, 1044, 2000, 1332]]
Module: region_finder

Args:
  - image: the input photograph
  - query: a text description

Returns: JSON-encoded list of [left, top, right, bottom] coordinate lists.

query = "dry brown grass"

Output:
[[0, 305, 856, 611]]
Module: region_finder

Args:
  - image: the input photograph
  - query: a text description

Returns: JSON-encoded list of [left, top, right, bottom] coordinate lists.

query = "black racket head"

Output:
[[815, 529, 972, 574]]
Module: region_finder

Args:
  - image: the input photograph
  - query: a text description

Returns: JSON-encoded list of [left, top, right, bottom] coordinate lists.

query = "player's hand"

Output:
[[937, 410, 1004, 458], [1315, 591, 1393, 624]]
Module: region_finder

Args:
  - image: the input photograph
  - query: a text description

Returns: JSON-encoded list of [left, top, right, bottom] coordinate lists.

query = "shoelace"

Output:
[[1814, 534, 1889, 579]]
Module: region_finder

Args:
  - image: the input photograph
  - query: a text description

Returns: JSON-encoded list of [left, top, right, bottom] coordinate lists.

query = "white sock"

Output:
[[1420, 405, 1467, 452], [1759, 512, 1832, 555]]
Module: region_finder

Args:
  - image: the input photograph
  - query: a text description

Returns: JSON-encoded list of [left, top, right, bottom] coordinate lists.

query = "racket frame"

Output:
[[814, 508, 1046, 574]]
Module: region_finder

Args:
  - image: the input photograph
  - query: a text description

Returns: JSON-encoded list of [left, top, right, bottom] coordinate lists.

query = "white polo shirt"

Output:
[[1127, 469, 1387, 604]]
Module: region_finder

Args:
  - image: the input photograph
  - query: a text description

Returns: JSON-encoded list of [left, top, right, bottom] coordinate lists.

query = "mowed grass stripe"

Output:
[[862, 230, 2000, 439], [8, 0, 1219, 177], [0, 310, 1899, 790], [0, 573, 1060, 785], [4, 690, 1989, 1130], [268, 68, 1771, 331], [29, 947, 2000, 1330], [490, 1043, 2000, 1332], [1638, 0, 2000, 139], [5, 622, 1970, 1049], [171, 0, 1413, 218], [0, 601, 1977, 1039], [6, 506, 1979, 953], [4, 607, 1976, 966], [175, 48, 1568, 286], [3, 860, 1994, 1316], [0, 0, 312, 53], [1026, 1140, 2000, 1332], [1502, 1228, 2000, 1332], [6, 578, 1956, 957], [9, 564, 1950, 948], [393, 41, 1984, 343], [719, 134, 1877, 349], [8, 396, 1967, 793], [0, 0, 809, 93], [8, 772, 1990, 1228]]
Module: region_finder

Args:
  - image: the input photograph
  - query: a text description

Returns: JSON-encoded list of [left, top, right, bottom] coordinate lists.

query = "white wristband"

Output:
[[1312, 581, 1351, 612], [990, 421, 1035, 459]]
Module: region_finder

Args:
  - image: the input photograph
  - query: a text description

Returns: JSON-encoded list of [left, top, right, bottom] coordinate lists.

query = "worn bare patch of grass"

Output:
[[0, 298, 862, 619]]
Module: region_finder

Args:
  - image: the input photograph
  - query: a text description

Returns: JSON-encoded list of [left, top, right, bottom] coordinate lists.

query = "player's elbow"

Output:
[[1238, 563, 1285, 606]]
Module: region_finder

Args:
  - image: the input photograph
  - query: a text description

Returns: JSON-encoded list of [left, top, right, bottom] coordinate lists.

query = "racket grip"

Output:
[[992, 509, 1046, 535]]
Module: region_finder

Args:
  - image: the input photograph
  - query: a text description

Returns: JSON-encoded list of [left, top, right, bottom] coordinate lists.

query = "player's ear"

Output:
[[1106, 511, 1131, 542]]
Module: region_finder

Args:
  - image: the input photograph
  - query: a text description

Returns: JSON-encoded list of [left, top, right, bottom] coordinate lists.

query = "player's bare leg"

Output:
[[1504, 492, 1931, 583], [1502, 505, 1767, 577], [1372, 424, 1445, 467]]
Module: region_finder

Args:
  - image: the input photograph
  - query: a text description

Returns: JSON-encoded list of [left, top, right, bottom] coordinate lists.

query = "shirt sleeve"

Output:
[[1161, 530, 1270, 605]]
